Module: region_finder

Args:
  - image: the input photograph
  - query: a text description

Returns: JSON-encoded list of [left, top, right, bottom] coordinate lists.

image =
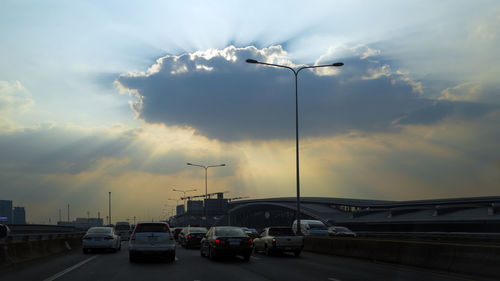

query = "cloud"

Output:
[[115, 45, 495, 142]]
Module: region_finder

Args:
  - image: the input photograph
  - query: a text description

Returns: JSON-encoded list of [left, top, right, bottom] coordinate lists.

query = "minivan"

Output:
[[292, 219, 328, 236]]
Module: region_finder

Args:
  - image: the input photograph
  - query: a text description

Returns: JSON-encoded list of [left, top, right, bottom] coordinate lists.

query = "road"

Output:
[[0, 242, 493, 281]]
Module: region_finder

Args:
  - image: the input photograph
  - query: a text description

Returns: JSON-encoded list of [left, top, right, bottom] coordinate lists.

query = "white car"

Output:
[[129, 222, 176, 262], [292, 220, 328, 236], [82, 227, 121, 253]]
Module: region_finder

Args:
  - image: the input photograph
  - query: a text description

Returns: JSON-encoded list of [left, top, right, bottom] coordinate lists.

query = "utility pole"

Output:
[[108, 192, 111, 226], [133, 216, 136, 224], [58, 208, 61, 222], [67, 204, 70, 222]]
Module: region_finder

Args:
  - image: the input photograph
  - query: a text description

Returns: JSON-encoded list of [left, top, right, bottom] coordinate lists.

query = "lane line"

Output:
[[43, 255, 98, 281], [251, 256, 261, 260], [328, 278, 341, 281], [175, 256, 179, 261]]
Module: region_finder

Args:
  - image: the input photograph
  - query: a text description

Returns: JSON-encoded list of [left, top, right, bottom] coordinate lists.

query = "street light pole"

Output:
[[172, 188, 197, 211], [246, 58, 343, 235], [186, 162, 226, 223]]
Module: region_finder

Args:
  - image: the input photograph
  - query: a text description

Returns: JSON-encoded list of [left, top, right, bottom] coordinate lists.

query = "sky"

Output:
[[0, 0, 499, 224]]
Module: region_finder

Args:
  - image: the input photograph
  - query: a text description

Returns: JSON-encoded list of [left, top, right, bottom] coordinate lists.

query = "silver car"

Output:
[[129, 222, 176, 262], [82, 227, 121, 253]]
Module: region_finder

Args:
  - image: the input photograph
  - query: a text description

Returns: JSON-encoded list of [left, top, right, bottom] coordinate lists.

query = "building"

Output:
[[0, 200, 13, 224], [13, 206, 26, 224]]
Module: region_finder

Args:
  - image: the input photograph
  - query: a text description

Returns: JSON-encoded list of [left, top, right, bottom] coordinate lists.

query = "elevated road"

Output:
[[0, 242, 493, 281]]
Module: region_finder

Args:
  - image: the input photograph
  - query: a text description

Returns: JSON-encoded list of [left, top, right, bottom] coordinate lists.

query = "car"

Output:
[[241, 227, 259, 238], [129, 222, 176, 262], [173, 227, 184, 241], [82, 227, 121, 253], [178, 226, 207, 248], [292, 220, 328, 236], [328, 226, 357, 237], [115, 221, 131, 241], [200, 226, 253, 261], [253, 226, 303, 256]]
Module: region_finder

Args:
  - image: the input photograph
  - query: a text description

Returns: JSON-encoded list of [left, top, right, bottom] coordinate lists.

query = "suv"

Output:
[[129, 222, 176, 262]]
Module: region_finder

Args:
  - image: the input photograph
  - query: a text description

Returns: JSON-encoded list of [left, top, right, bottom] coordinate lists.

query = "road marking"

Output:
[[251, 256, 261, 260], [175, 256, 179, 261], [43, 255, 98, 281], [328, 278, 341, 281]]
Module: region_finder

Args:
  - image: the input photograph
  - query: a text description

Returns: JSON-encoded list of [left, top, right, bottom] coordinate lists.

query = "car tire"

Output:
[[265, 246, 271, 256], [129, 253, 136, 262], [200, 247, 205, 257], [243, 253, 251, 261], [83, 248, 89, 254], [209, 246, 216, 260], [294, 250, 301, 257]]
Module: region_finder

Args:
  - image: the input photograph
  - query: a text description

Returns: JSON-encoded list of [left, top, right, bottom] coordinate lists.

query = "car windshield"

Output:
[[115, 225, 129, 230], [269, 228, 295, 236], [135, 224, 169, 233], [214, 227, 246, 237], [88, 228, 111, 234], [189, 227, 207, 233]]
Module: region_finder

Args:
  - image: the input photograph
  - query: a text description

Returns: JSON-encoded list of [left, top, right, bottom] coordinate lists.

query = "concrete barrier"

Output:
[[304, 236, 500, 279], [0, 235, 83, 267]]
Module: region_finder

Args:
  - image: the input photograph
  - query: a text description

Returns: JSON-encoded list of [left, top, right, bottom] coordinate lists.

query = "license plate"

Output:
[[229, 241, 240, 245], [95, 238, 102, 241], [148, 237, 158, 242]]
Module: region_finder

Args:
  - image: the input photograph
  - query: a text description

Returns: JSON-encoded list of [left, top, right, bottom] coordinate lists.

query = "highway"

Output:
[[0, 242, 493, 281]]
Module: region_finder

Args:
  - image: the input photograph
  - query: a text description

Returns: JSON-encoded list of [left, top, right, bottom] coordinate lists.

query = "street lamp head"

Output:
[[332, 62, 344, 67], [246, 59, 258, 64], [186, 163, 192, 165]]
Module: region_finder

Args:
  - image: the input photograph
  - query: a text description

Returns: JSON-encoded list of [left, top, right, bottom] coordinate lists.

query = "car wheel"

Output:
[[209, 246, 216, 260], [243, 253, 251, 261], [82, 248, 89, 254], [129, 253, 136, 262], [265, 246, 271, 256], [294, 250, 301, 257], [170, 252, 176, 262], [200, 248, 205, 257]]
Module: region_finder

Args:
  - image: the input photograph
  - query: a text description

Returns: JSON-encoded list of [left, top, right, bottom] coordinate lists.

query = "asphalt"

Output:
[[0, 242, 495, 281]]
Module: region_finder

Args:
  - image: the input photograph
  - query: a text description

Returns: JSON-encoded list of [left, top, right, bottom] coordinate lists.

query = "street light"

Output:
[[167, 198, 181, 215], [186, 163, 226, 200], [246, 58, 343, 235], [187, 162, 226, 223], [172, 188, 197, 211]]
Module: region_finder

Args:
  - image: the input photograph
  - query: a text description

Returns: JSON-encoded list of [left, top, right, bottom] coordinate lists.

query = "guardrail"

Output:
[[1, 232, 86, 243], [304, 235, 500, 279]]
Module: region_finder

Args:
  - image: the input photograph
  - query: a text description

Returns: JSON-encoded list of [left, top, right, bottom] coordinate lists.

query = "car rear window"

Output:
[[189, 227, 207, 233], [115, 225, 130, 230], [135, 223, 169, 233], [214, 227, 246, 237], [269, 228, 295, 236], [88, 228, 112, 234]]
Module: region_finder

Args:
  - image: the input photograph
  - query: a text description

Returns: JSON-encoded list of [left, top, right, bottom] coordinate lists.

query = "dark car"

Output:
[[179, 226, 207, 248], [200, 226, 253, 261]]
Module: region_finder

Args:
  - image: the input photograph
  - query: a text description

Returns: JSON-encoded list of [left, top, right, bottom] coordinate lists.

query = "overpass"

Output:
[[219, 196, 500, 232]]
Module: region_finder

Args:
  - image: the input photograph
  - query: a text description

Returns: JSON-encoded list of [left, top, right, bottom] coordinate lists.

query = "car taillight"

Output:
[[272, 238, 276, 247], [248, 238, 253, 244], [187, 235, 192, 239], [215, 239, 220, 244]]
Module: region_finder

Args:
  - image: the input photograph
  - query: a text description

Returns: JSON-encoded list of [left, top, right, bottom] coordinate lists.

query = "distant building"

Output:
[[13, 206, 26, 224], [187, 201, 203, 215], [0, 200, 13, 224], [176, 204, 185, 216]]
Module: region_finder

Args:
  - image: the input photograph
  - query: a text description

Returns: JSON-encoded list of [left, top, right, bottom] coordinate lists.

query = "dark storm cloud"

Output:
[[116, 46, 495, 142]]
